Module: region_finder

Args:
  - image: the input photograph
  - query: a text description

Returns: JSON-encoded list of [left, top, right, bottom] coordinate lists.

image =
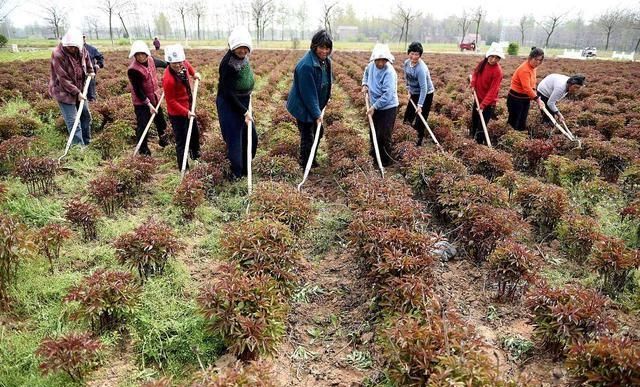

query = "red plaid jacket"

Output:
[[48, 43, 95, 104]]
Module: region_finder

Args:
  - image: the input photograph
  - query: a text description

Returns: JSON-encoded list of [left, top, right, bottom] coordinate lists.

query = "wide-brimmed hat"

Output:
[[370, 43, 394, 63], [485, 42, 505, 59]]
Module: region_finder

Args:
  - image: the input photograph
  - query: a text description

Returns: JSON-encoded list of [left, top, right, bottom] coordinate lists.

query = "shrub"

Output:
[[556, 215, 600, 263], [515, 180, 569, 236], [0, 34, 7, 48], [173, 174, 205, 220], [406, 151, 467, 197], [13, 156, 58, 195], [253, 154, 300, 182], [458, 144, 513, 181], [0, 114, 41, 140], [488, 239, 539, 300], [190, 360, 276, 386], [428, 351, 519, 386], [91, 123, 129, 160], [250, 181, 315, 234], [0, 135, 32, 174], [197, 264, 286, 361], [507, 42, 519, 55], [221, 218, 302, 292], [544, 155, 599, 187], [0, 215, 35, 308], [64, 199, 101, 241], [513, 139, 555, 174], [583, 138, 637, 183], [36, 332, 102, 382], [458, 205, 531, 261], [104, 155, 157, 200], [526, 284, 615, 358], [620, 161, 640, 197], [589, 235, 640, 295], [37, 223, 72, 274], [190, 162, 227, 199], [567, 337, 640, 386], [436, 174, 509, 221], [114, 220, 183, 282], [87, 174, 122, 217], [64, 269, 140, 332]]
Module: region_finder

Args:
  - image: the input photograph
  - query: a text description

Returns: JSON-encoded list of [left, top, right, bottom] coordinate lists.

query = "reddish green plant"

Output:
[[378, 273, 435, 314], [513, 138, 555, 173], [515, 180, 569, 236], [488, 239, 539, 300], [0, 135, 32, 174], [589, 235, 640, 295], [428, 351, 519, 386], [87, 174, 122, 217], [104, 155, 157, 199], [173, 174, 205, 220], [583, 138, 637, 183], [436, 174, 509, 221], [37, 223, 72, 274], [13, 156, 58, 195], [221, 218, 301, 292], [526, 284, 615, 358], [0, 114, 40, 140], [0, 215, 35, 308], [405, 151, 467, 197], [36, 332, 102, 382], [556, 214, 601, 263], [544, 155, 599, 187], [190, 162, 227, 199], [197, 264, 286, 361], [250, 181, 315, 234], [459, 144, 513, 181], [64, 199, 101, 241], [113, 219, 183, 282], [253, 154, 300, 182], [566, 337, 640, 386], [64, 269, 140, 332]]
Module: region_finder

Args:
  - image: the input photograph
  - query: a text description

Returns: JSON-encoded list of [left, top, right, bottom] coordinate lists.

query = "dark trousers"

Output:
[[217, 95, 258, 178], [297, 119, 324, 168], [370, 106, 397, 167], [87, 77, 97, 101], [403, 92, 434, 141], [134, 104, 167, 155], [169, 115, 200, 170], [538, 93, 554, 124], [471, 103, 494, 145], [507, 91, 531, 131]]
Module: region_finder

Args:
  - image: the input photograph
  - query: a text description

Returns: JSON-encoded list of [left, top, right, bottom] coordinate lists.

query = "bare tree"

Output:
[[295, 2, 307, 40], [539, 13, 566, 48], [320, 1, 339, 37], [86, 15, 100, 40], [596, 8, 626, 51], [519, 15, 534, 46], [458, 10, 472, 50], [41, 3, 66, 39], [192, 1, 206, 40], [176, 1, 190, 40], [276, 2, 289, 40], [471, 7, 484, 51], [252, 0, 274, 43], [117, 10, 130, 38], [395, 5, 420, 50], [97, 0, 126, 45], [0, 0, 18, 22], [631, 10, 640, 53]]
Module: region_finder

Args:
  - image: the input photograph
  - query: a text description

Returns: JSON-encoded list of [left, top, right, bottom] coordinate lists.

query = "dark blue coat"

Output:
[[84, 43, 104, 70], [286, 50, 332, 123]]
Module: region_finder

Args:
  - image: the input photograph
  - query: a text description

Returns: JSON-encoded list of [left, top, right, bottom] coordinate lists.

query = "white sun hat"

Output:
[[165, 44, 186, 63], [369, 43, 394, 63], [61, 29, 83, 49], [485, 42, 505, 59], [129, 40, 151, 58], [228, 25, 252, 53]]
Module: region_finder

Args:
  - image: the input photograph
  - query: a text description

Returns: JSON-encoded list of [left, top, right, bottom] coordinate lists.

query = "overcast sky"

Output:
[[7, 0, 640, 29]]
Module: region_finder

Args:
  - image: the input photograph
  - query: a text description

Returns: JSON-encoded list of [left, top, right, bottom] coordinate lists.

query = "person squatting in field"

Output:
[[217, 26, 258, 179], [402, 41, 435, 146], [287, 30, 333, 169], [49, 29, 95, 147], [537, 73, 586, 124], [507, 47, 546, 132], [162, 44, 202, 170], [362, 44, 399, 168], [127, 40, 169, 156], [469, 42, 504, 145]]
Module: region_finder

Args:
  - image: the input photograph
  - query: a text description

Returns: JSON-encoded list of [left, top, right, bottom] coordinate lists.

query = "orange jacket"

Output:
[[510, 60, 537, 99]]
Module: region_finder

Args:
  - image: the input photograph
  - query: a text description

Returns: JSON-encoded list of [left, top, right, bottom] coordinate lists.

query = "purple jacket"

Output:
[[48, 43, 95, 104]]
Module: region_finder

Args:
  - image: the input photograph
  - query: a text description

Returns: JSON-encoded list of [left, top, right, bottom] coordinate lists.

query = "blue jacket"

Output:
[[84, 43, 104, 70], [362, 62, 398, 111], [403, 58, 434, 106], [287, 50, 332, 123]]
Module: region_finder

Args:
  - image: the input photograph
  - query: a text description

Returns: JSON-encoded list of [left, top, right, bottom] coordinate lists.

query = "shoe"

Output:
[[158, 135, 169, 148], [416, 137, 424, 146]]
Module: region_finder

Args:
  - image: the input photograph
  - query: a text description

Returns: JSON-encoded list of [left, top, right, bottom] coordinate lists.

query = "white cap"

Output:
[[61, 29, 83, 49], [228, 25, 252, 53], [485, 42, 505, 59], [370, 44, 394, 63], [129, 40, 151, 58], [165, 44, 186, 63]]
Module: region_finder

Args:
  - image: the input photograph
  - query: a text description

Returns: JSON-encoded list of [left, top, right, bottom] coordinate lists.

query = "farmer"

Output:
[[469, 42, 504, 145], [362, 44, 399, 167], [537, 74, 586, 124], [217, 26, 258, 179], [127, 40, 169, 156], [402, 41, 435, 146], [287, 29, 333, 169], [153, 37, 161, 51], [49, 28, 95, 146], [507, 47, 545, 132], [83, 35, 104, 102], [162, 45, 201, 170]]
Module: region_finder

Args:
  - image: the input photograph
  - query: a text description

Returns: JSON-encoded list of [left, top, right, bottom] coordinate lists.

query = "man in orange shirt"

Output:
[[507, 47, 546, 131]]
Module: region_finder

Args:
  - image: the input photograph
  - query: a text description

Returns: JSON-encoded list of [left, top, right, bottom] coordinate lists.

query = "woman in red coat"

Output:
[[162, 45, 201, 170], [469, 42, 504, 145]]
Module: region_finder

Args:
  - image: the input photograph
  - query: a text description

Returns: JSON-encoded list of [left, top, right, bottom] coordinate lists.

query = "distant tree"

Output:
[[518, 15, 534, 46], [0, 0, 17, 23], [41, 3, 66, 39], [458, 10, 473, 50], [191, 1, 206, 40], [472, 7, 484, 50], [154, 12, 171, 38], [596, 8, 626, 51], [631, 10, 640, 53], [320, 1, 339, 38], [252, 0, 274, 43], [539, 13, 566, 48], [97, 0, 127, 45], [176, 1, 190, 41], [86, 16, 100, 40], [395, 5, 420, 50]]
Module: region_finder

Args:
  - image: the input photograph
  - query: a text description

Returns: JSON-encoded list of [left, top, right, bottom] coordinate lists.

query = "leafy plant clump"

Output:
[[589, 235, 640, 295], [487, 239, 539, 300], [13, 156, 59, 195], [36, 332, 102, 382], [0, 214, 35, 308], [566, 336, 640, 386], [250, 181, 316, 234], [37, 223, 72, 274], [173, 174, 205, 220], [64, 198, 101, 241], [87, 174, 122, 217]]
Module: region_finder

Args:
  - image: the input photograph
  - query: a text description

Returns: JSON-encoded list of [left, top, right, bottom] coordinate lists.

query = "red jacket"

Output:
[[162, 60, 195, 117], [471, 62, 503, 109]]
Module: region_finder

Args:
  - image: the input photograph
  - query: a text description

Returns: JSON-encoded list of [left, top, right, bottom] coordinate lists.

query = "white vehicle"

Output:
[[581, 47, 597, 58]]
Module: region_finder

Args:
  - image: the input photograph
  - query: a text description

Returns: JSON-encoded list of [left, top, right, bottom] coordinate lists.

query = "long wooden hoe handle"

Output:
[[297, 107, 326, 192], [180, 77, 201, 180], [133, 92, 165, 156], [469, 75, 492, 147], [408, 96, 444, 151], [365, 91, 385, 178], [59, 76, 92, 161]]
